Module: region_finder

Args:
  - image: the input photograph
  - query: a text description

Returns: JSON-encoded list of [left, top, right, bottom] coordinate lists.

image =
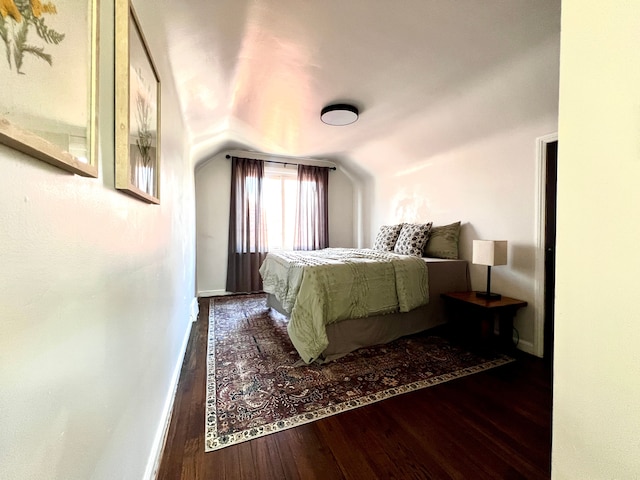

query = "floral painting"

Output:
[[0, 0, 99, 177], [0, 0, 65, 74]]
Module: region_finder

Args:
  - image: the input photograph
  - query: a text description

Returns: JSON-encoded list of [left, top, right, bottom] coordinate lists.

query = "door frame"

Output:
[[533, 132, 558, 358]]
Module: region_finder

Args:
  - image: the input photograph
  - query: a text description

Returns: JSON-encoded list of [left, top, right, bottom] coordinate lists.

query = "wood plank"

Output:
[[273, 424, 344, 480]]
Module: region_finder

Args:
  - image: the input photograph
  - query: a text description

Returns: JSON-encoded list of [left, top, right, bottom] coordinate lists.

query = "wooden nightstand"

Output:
[[441, 291, 527, 351]]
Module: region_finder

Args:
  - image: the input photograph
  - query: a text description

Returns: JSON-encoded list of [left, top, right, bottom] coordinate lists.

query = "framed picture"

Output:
[[0, 0, 99, 177], [115, 0, 160, 204]]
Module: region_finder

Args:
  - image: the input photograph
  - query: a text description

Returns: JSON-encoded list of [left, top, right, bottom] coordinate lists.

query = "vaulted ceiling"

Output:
[[148, 0, 561, 174]]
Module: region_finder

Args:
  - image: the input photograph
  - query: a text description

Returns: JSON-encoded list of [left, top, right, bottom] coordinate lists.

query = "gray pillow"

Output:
[[424, 221, 461, 259], [394, 223, 433, 256], [373, 224, 404, 251]]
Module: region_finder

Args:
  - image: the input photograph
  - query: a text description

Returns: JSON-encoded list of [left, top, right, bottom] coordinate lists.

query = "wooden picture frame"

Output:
[[0, 0, 100, 177], [115, 0, 160, 204]]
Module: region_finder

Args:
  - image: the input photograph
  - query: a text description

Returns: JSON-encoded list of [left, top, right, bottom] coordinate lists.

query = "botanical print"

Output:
[[129, 61, 157, 197], [135, 68, 152, 167], [115, 1, 160, 203], [0, 0, 97, 178], [0, 0, 65, 74]]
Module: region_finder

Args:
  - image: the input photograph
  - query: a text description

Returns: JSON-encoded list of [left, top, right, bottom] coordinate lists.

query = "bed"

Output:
[[259, 247, 470, 363]]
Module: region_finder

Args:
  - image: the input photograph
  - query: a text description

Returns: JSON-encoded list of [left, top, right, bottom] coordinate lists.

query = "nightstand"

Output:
[[441, 291, 527, 351]]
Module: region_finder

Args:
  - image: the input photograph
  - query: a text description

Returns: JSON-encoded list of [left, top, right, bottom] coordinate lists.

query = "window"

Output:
[[263, 165, 297, 250]]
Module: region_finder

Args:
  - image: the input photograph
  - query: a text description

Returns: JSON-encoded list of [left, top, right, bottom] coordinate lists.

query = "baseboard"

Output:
[[198, 289, 227, 297], [143, 298, 196, 480], [516, 339, 536, 356], [189, 297, 199, 323]]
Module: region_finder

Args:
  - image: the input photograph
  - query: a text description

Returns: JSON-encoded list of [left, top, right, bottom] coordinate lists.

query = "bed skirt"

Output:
[[267, 258, 470, 362]]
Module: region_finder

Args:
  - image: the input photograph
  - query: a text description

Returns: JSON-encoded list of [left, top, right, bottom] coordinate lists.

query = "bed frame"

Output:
[[267, 258, 470, 362]]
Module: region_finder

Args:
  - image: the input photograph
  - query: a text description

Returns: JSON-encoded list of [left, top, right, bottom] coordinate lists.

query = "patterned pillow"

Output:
[[373, 224, 404, 251], [424, 221, 461, 259], [393, 223, 433, 256]]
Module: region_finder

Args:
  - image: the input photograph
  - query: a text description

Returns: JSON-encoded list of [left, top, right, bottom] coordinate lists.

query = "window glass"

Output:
[[263, 165, 297, 250]]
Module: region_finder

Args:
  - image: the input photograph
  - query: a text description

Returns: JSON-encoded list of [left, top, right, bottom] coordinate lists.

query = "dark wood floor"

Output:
[[157, 298, 552, 480]]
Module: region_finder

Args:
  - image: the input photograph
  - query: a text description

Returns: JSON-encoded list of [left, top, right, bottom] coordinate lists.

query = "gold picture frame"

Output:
[[115, 0, 160, 204], [0, 0, 100, 177]]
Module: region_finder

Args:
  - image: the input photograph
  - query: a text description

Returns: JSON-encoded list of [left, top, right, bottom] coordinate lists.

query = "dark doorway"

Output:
[[544, 140, 558, 365]]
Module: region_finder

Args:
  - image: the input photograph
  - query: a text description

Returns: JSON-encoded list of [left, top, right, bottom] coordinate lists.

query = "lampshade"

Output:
[[473, 240, 508, 266], [320, 104, 359, 126]]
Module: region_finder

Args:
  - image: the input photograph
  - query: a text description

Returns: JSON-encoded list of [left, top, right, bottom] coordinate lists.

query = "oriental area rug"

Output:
[[205, 293, 513, 452]]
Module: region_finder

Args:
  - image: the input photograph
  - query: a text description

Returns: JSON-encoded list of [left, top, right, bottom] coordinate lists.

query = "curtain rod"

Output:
[[225, 154, 337, 171]]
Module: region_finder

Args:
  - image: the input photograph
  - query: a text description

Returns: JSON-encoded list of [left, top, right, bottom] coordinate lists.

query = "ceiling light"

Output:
[[320, 104, 359, 126]]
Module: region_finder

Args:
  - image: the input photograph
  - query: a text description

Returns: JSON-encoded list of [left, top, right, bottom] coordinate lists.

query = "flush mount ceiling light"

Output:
[[320, 104, 359, 126]]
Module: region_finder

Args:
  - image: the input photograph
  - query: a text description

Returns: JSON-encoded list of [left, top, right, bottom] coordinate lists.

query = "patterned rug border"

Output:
[[204, 296, 514, 452]]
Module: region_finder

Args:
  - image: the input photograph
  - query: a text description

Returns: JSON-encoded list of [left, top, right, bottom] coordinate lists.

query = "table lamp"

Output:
[[473, 240, 508, 300]]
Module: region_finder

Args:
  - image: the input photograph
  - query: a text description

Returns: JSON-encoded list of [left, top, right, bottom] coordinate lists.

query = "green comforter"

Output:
[[259, 248, 429, 363]]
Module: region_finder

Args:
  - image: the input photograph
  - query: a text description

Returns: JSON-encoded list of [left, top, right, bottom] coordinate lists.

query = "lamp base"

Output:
[[476, 291, 502, 300]]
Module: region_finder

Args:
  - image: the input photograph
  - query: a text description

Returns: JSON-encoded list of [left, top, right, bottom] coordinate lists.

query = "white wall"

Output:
[[195, 150, 356, 295], [356, 23, 561, 354], [553, 1, 640, 478], [0, 2, 195, 479]]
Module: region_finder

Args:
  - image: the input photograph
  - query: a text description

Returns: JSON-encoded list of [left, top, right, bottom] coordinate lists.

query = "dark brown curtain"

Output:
[[226, 156, 268, 292], [294, 164, 329, 250]]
